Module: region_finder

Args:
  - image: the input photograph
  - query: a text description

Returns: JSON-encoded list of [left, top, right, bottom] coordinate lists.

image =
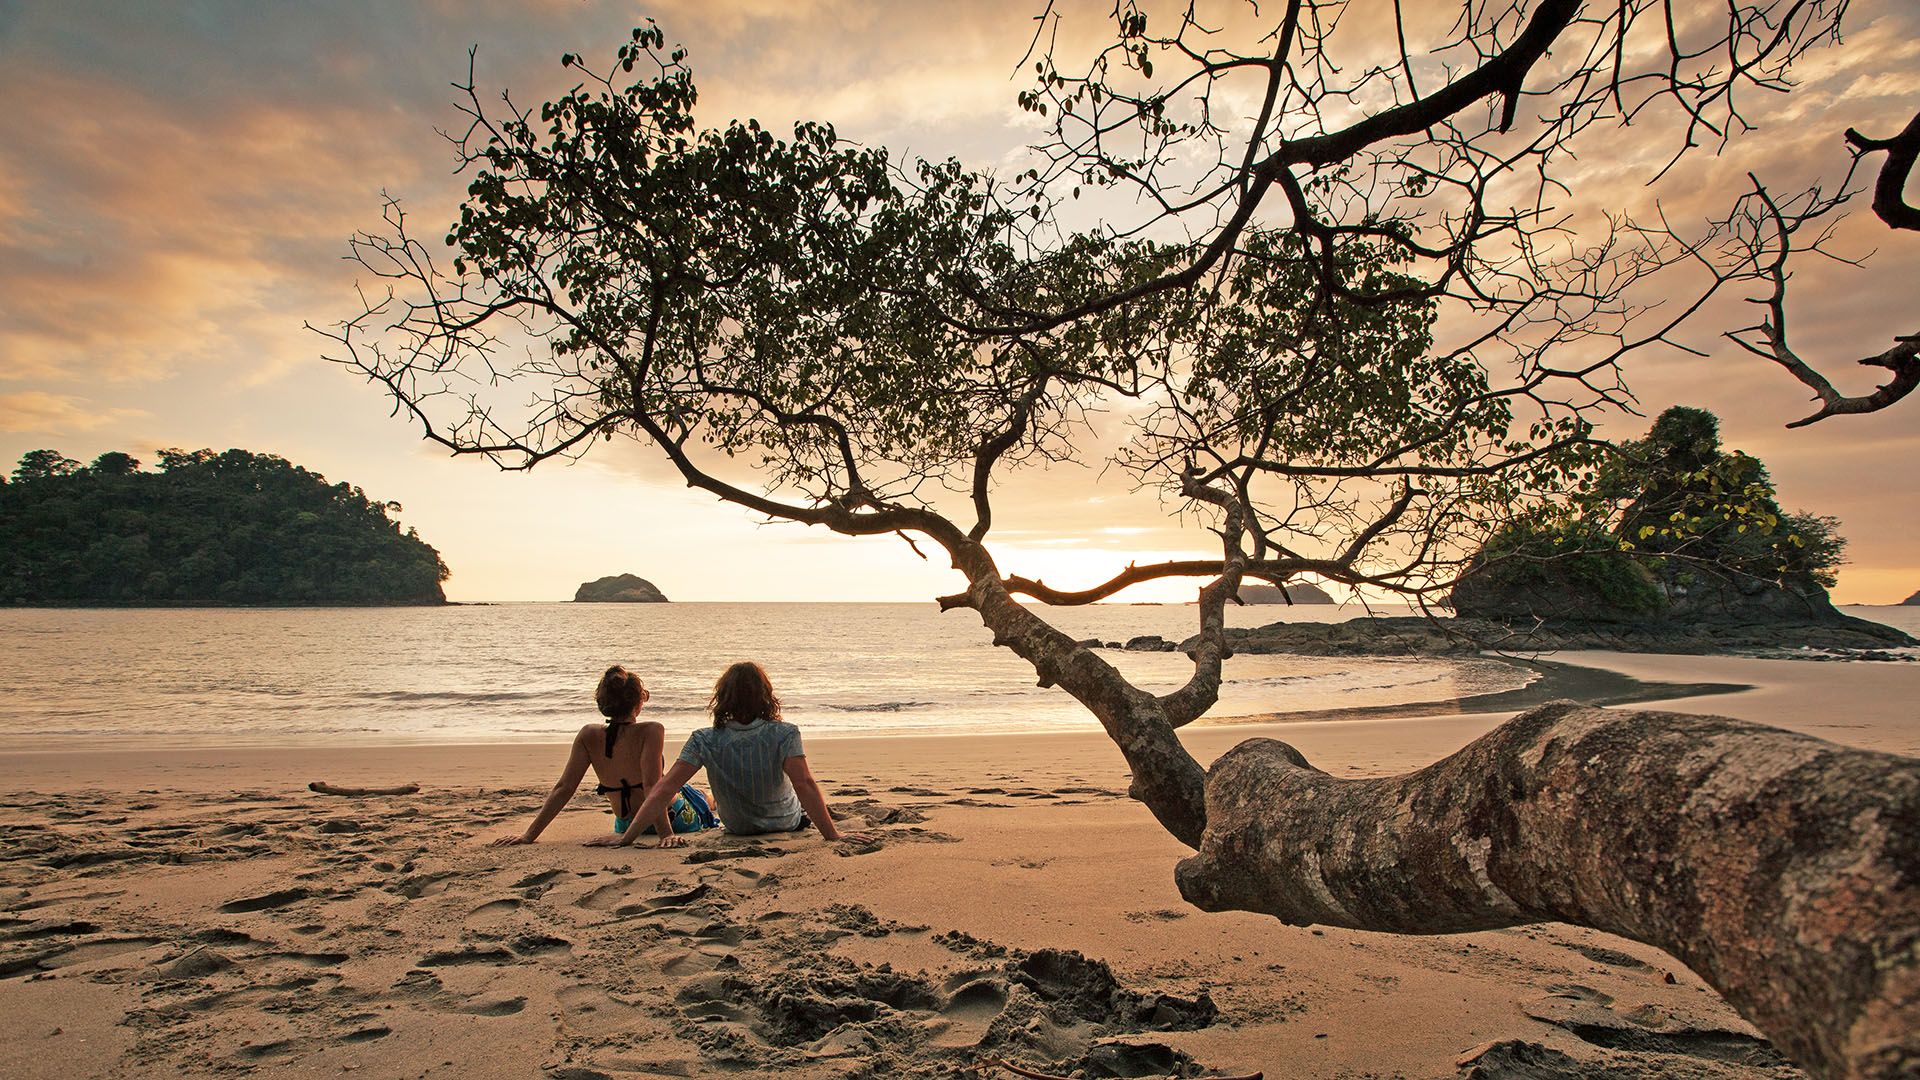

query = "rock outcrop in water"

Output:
[[1236, 581, 1335, 604], [1186, 612, 1914, 658], [573, 574, 670, 603], [1429, 406, 1893, 655]]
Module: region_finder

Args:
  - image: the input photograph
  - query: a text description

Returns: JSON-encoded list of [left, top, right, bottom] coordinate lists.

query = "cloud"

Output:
[[0, 391, 147, 434], [1, 1, 1918, 599]]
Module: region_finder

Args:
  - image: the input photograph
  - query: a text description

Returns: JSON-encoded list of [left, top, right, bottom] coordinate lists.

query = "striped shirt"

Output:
[[676, 719, 805, 834]]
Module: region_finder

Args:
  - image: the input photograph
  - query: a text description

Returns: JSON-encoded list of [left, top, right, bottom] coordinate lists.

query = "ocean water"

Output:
[[2, 603, 1912, 751]]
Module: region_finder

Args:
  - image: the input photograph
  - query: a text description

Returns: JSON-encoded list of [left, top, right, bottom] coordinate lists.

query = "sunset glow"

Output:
[[3, 1, 1917, 602]]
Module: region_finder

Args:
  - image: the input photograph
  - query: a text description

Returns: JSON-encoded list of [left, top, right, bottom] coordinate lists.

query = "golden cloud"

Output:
[[0, 391, 148, 434]]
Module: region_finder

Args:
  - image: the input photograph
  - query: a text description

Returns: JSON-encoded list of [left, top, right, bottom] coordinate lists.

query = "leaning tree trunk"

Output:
[[1176, 701, 1919, 1079]]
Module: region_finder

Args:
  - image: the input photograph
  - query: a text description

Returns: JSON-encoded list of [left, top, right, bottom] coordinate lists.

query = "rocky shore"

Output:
[[1170, 612, 1917, 659]]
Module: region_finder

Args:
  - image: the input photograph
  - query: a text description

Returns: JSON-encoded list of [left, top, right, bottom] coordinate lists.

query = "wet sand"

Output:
[[2, 652, 1914, 1078]]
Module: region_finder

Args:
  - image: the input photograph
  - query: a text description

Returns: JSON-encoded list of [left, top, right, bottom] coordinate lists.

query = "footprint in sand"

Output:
[[468, 897, 523, 921], [260, 951, 349, 969], [645, 883, 718, 909], [511, 868, 566, 889], [417, 946, 514, 967], [697, 866, 774, 892], [942, 972, 1010, 1017], [646, 942, 737, 976], [217, 888, 312, 914], [236, 1038, 302, 1061], [388, 871, 455, 899], [448, 993, 527, 1016], [508, 933, 571, 957], [2, 936, 168, 979], [575, 881, 640, 912]]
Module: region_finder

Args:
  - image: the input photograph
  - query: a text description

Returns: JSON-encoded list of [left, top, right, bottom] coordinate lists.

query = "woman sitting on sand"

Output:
[[585, 661, 870, 848], [492, 665, 715, 848]]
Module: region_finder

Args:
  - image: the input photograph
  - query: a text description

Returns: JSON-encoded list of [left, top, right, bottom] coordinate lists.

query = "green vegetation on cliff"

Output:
[[1454, 407, 1846, 622], [0, 448, 450, 606]]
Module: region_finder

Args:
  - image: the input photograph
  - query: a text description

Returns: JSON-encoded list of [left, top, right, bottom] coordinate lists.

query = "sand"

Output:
[[2, 653, 1913, 1079]]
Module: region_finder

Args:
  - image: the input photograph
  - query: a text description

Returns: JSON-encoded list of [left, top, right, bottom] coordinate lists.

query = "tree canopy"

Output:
[[1453, 405, 1847, 620], [0, 448, 450, 606]]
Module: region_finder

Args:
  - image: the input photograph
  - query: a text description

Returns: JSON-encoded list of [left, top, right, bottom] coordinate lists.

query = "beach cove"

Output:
[[3, 606, 1917, 1078]]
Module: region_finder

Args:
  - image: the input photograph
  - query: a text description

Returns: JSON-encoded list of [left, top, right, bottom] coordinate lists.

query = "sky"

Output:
[[2, 0, 1917, 604]]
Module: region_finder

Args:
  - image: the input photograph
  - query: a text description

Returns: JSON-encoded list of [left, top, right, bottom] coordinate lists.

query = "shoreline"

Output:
[[5, 648, 1915, 790], [0, 651, 1752, 758], [1195, 654, 1750, 727], [3, 651, 1914, 1078]]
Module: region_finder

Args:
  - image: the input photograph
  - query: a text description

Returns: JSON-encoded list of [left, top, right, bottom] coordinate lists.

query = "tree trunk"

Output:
[[954, 562, 1210, 848], [1175, 701, 1919, 1080]]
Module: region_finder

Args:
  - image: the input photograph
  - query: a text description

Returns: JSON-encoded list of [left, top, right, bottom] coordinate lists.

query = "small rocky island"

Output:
[[1237, 581, 1335, 604], [573, 574, 670, 603], [1191, 408, 1916, 659]]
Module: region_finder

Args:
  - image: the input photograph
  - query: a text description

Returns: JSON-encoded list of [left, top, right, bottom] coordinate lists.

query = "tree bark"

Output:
[[944, 542, 1211, 848], [1175, 701, 1918, 1080]]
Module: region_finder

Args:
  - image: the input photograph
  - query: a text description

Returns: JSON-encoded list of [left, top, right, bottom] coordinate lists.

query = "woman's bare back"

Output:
[[583, 719, 666, 820]]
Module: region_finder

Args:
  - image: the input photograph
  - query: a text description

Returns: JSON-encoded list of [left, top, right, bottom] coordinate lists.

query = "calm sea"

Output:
[[1, 603, 1914, 750]]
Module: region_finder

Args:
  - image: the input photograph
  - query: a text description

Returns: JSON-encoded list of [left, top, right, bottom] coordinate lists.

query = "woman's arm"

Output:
[[491, 729, 591, 845], [637, 722, 681, 848], [782, 756, 874, 844], [587, 758, 700, 847]]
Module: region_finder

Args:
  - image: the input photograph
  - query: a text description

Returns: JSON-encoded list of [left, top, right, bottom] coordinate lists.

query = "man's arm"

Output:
[[782, 755, 872, 844]]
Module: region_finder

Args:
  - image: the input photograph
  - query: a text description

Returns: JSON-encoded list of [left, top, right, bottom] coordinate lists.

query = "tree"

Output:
[[1454, 406, 1850, 620], [1608, 407, 1845, 596], [88, 451, 142, 476], [1723, 109, 1920, 426], [323, 9, 1917, 1076], [13, 449, 81, 481]]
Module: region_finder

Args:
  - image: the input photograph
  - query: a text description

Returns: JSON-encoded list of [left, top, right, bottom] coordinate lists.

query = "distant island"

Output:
[[1237, 581, 1335, 604], [1903, 590, 1920, 606], [574, 574, 670, 602], [0, 448, 449, 606]]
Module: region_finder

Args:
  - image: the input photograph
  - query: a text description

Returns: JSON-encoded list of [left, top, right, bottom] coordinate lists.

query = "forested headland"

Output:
[[0, 448, 449, 606]]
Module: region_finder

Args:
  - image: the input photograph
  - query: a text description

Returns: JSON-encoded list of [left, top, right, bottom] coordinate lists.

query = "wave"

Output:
[[816, 701, 937, 713], [346, 689, 561, 703]]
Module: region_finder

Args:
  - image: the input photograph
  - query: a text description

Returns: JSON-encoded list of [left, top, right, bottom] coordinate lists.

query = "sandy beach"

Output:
[[2, 652, 1914, 1079]]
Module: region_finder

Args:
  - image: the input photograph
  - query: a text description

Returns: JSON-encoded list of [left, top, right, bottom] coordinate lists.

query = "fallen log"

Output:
[[307, 781, 420, 797], [1176, 701, 1920, 1080]]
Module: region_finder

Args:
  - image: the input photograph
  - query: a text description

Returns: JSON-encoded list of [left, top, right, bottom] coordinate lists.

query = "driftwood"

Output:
[[1176, 701, 1919, 1080], [307, 781, 420, 797], [976, 1058, 1261, 1080]]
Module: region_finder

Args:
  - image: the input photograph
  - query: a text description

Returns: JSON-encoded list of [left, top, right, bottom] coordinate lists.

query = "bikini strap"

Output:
[[594, 778, 639, 818]]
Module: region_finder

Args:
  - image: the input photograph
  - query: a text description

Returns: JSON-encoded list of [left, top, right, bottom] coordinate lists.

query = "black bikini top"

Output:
[[596, 721, 638, 817]]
